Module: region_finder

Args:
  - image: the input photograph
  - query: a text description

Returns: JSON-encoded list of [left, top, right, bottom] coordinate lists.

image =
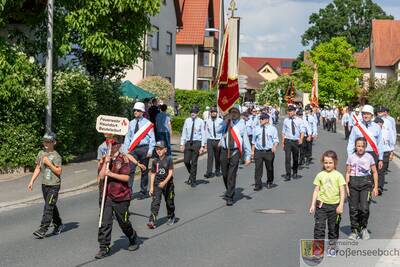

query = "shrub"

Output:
[[174, 89, 217, 116], [368, 79, 400, 120], [138, 76, 174, 103], [171, 116, 186, 134]]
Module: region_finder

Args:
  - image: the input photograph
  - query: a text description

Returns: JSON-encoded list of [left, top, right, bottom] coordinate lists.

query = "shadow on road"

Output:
[[234, 188, 252, 203]]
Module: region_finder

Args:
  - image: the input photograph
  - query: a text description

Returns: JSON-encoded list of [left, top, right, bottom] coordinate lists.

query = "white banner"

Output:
[[96, 115, 129, 135]]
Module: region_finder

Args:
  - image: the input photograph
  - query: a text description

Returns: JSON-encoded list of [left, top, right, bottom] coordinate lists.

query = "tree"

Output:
[[257, 75, 294, 106], [302, 0, 392, 51], [138, 76, 174, 103], [300, 37, 362, 105], [368, 79, 400, 120], [0, 0, 160, 78]]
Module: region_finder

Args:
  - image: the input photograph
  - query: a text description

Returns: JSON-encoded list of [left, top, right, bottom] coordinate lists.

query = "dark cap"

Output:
[[210, 107, 218, 113], [155, 141, 166, 149], [376, 106, 387, 113], [259, 112, 270, 120], [191, 106, 200, 114], [229, 104, 241, 113], [305, 104, 312, 111], [296, 109, 303, 116], [374, 117, 384, 124], [43, 132, 56, 142], [287, 105, 296, 112]]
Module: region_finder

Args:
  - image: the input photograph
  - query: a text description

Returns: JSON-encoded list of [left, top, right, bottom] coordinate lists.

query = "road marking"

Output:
[[74, 169, 88, 174]]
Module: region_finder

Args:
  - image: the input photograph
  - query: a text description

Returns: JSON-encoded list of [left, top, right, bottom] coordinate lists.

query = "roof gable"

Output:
[[238, 58, 265, 89], [241, 57, 295, 75]]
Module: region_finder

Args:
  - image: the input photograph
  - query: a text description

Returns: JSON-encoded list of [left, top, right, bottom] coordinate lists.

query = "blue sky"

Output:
[[225, 0, 400, 58]]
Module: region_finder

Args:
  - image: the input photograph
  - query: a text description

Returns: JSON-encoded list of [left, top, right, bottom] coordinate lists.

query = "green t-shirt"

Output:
[[313, 170, 346, 204], [36, 150, 62, 186]]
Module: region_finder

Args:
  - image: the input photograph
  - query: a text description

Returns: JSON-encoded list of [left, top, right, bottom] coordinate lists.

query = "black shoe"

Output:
[[284, 175, 291, 181], [190, 182, 196, 188], [128, 235, 139, 251], [204, 173, 214, 179], [266, 183, 273, 189], [33, 228, 47, 239], [253, 186, 262, 191], [52, 224, 65, 235], [137, 192, 146, 200], [226, 199, 233, 206], [95, 247, 111, 259], [292, 173, 299, 179], [215, 171, 222, 177]]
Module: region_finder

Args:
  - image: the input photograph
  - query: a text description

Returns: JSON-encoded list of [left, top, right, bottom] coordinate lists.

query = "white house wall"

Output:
[[175, 45, 198, 90]]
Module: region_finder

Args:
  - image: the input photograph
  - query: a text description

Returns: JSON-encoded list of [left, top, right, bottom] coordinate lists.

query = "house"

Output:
[[355, 19, 400, 88], [238, 58, 265, 102], [174, 0, 222, 90], [124, 0, 183, 85], [241, 57, 295, 81]]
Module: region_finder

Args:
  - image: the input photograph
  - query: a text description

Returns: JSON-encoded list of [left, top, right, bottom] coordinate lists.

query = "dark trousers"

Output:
[[383, 151, 390, 173], [156, 132, 171, 156], [367, 151, 385, 190], [326, 119, 332, 131], [344, 122, 350, 140], [330, 118, 336, 133], [348, 176, 372, 231], [129, 145, 150, 194], [314, 202, 341, 240], [206, 139, 221, 175], [300, 138, 312, 164], [98, 198, 136, 248], [284, 139, 299, 175], [184, 141, 201, 183], [150, 181, 175, 221], [220, 148, 240, 200], [40, 185, 62, 230], [322, 118, 327, 129], [254, 150, 274, 187]]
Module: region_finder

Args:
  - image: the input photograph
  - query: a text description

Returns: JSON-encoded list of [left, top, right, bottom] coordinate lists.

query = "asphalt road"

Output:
[[1, 125, 400, 267]]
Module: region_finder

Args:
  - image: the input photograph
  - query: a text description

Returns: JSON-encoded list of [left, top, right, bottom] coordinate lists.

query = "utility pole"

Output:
[[45, 0, 54, 134]]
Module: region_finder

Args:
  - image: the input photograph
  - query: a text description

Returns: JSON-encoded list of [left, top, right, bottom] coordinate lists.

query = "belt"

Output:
[[222, 147, 237, 151], [350, 175, 371, 179], [136, 144, 149, 148], [285, 139, 298, 142], [256, 149, 271, 152]]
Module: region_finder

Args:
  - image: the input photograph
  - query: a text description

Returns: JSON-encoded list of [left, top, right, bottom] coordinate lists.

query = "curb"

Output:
[[0, 155, 190, 210]]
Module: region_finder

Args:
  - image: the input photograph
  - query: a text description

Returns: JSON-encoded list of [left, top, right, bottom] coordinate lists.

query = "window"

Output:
[[166, 31, 173, 55], [197, 80, 210, 90], [162, 0, 166, 5], [199, 51, 210, 66], [149, 26, 159, 50], [281, 60, 293, 68]]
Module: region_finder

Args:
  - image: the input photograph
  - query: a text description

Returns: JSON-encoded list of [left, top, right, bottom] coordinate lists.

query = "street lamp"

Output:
[[45, 0, 54, 134]]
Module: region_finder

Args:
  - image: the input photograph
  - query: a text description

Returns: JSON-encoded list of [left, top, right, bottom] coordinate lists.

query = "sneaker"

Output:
[[348, 231, 359, 240], [95, 247, 111, 259], [33, 228, 47, 239], [147, 220, 156, 229], [284, 174, 291, 181], [52, 224, 65, 235], [226, 199, 233, 206], [361, 228, 370, 240], [128, 235, 139, 251], [167, 217, 176, 226], [253, 186, 262, 191]]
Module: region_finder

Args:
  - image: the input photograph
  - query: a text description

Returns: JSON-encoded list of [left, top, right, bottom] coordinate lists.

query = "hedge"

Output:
[[171, 116, 186, 133], [175, 89, 217, 116]]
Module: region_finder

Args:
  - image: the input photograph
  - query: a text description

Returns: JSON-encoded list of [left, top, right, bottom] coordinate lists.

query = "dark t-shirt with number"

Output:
[[151, 156, 174, 184]]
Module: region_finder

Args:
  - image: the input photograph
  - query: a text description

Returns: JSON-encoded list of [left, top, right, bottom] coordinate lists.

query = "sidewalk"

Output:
[[0, 134, 185, 209]]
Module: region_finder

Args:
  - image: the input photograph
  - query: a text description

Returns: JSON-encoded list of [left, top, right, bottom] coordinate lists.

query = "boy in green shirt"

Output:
[[309, 150, 345, 257], [28, 132, 64, 239]]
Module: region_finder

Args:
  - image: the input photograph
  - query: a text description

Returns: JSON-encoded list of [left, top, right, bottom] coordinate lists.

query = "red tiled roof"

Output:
[[355, 48, 370, 69], [176, 0, 210, 45], [238, 58, 265, 90], [355, 20, 400, 69], [241, 57, 295, 75]]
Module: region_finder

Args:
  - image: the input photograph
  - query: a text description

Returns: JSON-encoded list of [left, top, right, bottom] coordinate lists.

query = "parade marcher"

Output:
[[122, 102, 156, 199], [148, 98, 160, 126], [347, 105, 384, 195], [297, 109, 309, 167], [341, 107, 351, 140], [321, 107, 327, 130], [309, 151, 345, 253], [376, 106, 396, 173], [331, 106, 338, 133], [345, 137, 379, 240], [325, 107, 334, 132], [180, 106, 206, 187], [155, 104, 172, 156], [251, 112, 279, 190], [350, 107, 361, 132], [282, 105, 305, 181], [147, 141, 175, 229], [204, 107, 223, 178], [96, 135, 139, 259], [219, 105, 251, 206], [303, 105, 318, 165], [374, 116, 394, 179], [28, 132, 64, 239]]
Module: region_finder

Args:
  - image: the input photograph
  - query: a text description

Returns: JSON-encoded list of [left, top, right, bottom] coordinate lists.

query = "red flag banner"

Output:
[[311, 64, 319, 107], [217, 18, 240, 113]]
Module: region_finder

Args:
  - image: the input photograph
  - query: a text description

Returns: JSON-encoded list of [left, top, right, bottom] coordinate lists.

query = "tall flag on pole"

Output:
[[216, 17, 240, 113], [311, 64, 319, 107]]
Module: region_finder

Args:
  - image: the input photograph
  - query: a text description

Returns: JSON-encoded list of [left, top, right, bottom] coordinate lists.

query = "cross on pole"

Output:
[[228, 0, 237, 18]]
